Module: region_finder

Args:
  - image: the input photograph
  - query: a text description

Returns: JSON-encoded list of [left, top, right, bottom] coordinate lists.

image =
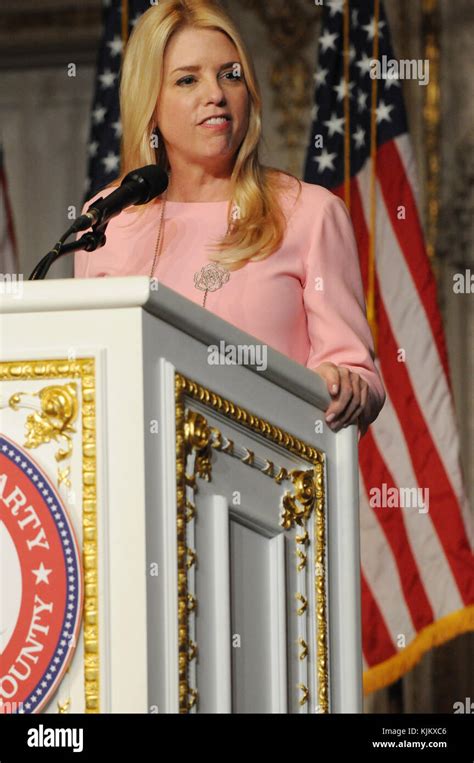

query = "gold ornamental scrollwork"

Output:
[[8, 382, 78, 487], [175, 371, 328, 714], [280, 468, 320, 530], [184, 410, 213, 482], [0, 359, 98, 713]]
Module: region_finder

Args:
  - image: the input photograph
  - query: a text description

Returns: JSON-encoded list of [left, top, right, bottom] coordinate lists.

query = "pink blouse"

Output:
[[74, 178, 385, 426]]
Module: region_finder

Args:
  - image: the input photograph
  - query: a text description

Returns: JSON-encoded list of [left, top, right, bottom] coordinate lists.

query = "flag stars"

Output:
[[101, 152, 120, 173], [313, 148, 338, 173], [343, 44, 356, 64], [99, 69, 117, 89], [107, 36, 123, 57], [353, 126, 366, 149], [313, 67, 328, 88], [356, 52, 374, 77], [327, 0, 344, 16], [112, 120, 123, 138], [357, 90, 368, 113], [319, 29, 339, 54], [323, 111, 345, 137], [92, 106, 107, 125], [384, 75, 401, 89], [376, 100, 395, 123], [333, 78, 355, 102], [362, 18, 386, 41]]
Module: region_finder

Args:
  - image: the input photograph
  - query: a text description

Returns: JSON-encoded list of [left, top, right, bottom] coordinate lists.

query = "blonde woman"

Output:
[[75, 0, 385, 437]]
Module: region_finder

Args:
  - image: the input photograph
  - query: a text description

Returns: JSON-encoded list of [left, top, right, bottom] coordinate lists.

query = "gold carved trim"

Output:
[[8, 383, 78, 488], [314, 463, 328, 713], [175, 372, 328, 713], [0, 359, 98, 713], [175, 372, 192, 713]]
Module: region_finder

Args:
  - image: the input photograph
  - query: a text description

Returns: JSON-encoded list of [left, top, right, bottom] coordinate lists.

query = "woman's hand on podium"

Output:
[[311, 361, 369, 437]]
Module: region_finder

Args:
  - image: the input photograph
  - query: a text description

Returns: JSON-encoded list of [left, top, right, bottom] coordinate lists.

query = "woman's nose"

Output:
[[202, 78, 226, 104]]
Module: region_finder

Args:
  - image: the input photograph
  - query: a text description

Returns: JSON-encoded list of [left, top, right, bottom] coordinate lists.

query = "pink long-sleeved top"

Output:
[[74, 177, 385, 428]]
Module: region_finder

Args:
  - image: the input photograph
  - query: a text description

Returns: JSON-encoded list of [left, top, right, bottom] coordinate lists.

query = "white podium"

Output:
[[0, 276, 362, 714]]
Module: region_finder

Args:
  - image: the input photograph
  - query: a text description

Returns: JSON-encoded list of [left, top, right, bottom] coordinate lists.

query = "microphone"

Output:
[[71, 165, 169, 233], [28, 165, 169, 280]]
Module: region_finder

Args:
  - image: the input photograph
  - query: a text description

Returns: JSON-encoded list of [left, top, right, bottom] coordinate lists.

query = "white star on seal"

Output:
[[32, 562, 52, 585]]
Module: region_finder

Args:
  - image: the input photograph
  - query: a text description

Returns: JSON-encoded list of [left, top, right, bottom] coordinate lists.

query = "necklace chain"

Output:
[[149, 187, 232, 309]]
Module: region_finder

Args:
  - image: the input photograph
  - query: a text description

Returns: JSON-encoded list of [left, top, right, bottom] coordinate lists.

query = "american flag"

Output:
[[304, 0, 473, 694], [0, 145, 19, 276], [85, 0, 151, 200]]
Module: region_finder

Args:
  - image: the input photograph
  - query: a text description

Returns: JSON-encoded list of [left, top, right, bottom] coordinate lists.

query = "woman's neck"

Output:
[[165, 166, 233, 202]]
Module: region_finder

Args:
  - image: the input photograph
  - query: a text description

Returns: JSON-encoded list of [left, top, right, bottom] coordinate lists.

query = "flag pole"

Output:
[[121, 0, 129, 52], [343, 0, 351, 212], [367, 0, 380, 356]]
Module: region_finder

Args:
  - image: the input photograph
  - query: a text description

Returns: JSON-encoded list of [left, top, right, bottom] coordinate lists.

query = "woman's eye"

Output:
[[222, 70, 242, 81], [177, 76, 196, 86]]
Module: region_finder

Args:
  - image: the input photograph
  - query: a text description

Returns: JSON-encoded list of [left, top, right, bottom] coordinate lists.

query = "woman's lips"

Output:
[[198, 118, 232, 131]]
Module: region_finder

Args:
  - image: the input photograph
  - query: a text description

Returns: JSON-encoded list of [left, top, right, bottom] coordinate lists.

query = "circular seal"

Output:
[[0, 434, 83, 714]]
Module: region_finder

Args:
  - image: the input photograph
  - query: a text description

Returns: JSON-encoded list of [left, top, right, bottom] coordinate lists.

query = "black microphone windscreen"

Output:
[[121, 165, 169, 204]]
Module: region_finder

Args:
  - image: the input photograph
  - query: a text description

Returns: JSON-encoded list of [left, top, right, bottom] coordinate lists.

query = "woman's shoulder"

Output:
[[268, 169, 343, 222]]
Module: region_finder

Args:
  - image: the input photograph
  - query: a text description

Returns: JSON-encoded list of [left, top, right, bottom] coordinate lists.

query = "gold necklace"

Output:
[[149, 189, 232, 308]]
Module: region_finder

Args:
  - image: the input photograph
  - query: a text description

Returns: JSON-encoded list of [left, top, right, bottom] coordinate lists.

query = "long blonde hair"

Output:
[[116, 0, 301, 271]]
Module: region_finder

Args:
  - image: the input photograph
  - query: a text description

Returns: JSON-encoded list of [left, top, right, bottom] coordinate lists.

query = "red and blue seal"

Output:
[[0, 434, 83, 713]]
